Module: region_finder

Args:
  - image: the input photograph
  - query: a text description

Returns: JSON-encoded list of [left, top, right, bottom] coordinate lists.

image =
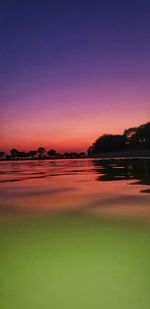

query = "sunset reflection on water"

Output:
[[0, 158, 150, 219]]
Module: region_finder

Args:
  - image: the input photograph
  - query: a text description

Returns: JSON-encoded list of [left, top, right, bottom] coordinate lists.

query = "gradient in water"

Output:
[[0, 158, 150, 309]]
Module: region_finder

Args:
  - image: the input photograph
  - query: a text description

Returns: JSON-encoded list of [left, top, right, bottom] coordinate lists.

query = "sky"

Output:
[[1, 0, 150, 152]]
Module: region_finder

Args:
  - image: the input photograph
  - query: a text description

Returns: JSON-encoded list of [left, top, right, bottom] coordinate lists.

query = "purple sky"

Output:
[[1, 0, 150, 152]]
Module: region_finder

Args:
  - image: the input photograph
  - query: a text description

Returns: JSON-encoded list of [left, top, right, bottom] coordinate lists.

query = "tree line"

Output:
[[0, 147, 86, 160], [88, 122, 150, 155], [0, 121, 149, 160]]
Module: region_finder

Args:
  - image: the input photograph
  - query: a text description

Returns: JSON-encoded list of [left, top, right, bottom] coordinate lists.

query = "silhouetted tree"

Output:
[[133, 122, 150, 149], [124, 122, 150, 150], [124, 127, 137, 141], [37, 147, 46, 158], [88, 122, 150, 155], [18, 151, 27, 158], [87, 146, 93, 156], [79, 152, 86, 157], [47, 149, 56, 157], [10, 149, 20, 158], [89, 134, 126, 154], [28, 150, 37, 158], [63, 152, 70, 158], [0, 151, 5, 159]]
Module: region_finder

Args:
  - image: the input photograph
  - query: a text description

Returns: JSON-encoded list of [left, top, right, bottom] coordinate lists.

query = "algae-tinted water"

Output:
[[0, 158, 150, 308], [1, 215, 150, 309]]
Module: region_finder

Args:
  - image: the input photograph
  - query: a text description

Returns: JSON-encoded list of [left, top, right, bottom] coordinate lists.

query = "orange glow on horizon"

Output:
[[1, 89, 149, 153]]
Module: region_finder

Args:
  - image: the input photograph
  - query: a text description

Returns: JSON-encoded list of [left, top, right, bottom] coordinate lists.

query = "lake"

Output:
[[1, 158, 150, 309], [0, 158, 150, 218]]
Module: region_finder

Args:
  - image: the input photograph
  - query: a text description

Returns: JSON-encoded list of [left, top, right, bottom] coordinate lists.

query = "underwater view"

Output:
[[1, 158, 150, 309]]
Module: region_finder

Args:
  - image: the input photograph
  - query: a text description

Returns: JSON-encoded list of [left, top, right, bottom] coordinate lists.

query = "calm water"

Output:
[[0, 158, 150, 219], [1, 158, 150, 309]]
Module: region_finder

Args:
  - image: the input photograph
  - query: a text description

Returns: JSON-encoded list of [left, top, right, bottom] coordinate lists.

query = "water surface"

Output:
[[1, 158, 150, 309], [0, 158, 150, 219]]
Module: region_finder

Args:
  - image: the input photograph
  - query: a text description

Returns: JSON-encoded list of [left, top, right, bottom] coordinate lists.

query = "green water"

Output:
[[1, 215, 150, 309], [0, 158, 150, 308]]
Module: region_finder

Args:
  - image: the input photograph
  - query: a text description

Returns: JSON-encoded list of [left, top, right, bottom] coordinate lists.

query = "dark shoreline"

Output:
[[88, 150, 150, 159], [0, 151, 150, 161]]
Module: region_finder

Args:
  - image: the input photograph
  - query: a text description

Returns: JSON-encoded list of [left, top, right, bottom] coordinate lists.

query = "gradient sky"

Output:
[[1, 0, 150, 152]]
